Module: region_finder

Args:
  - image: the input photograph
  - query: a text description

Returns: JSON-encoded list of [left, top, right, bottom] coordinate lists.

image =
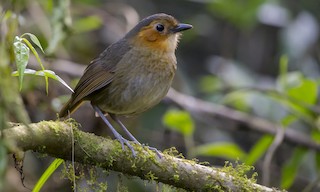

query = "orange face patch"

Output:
[[132, 20, 179, 52], [139, 26, 167, 42]]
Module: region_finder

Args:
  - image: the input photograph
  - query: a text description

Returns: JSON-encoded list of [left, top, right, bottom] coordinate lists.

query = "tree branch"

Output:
[[167, 88, 320, 152], [3, 121, 280, 191]]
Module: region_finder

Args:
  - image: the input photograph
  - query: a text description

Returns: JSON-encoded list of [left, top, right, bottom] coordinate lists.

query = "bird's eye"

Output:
[[155, 24, 165, 32]]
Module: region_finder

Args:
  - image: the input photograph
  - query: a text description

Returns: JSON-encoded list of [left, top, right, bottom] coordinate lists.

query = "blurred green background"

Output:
[[1, 0, 320, 191]]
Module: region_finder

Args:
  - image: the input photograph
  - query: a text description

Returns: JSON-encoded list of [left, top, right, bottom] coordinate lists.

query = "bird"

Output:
[[59, 13, 192, 157]]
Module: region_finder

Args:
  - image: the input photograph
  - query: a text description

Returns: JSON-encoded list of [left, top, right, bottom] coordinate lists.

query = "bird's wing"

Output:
[[70, 39, 132, 106]]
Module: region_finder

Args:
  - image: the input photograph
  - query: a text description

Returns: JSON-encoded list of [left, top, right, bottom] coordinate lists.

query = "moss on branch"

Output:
[[2, 121, 281, 191]]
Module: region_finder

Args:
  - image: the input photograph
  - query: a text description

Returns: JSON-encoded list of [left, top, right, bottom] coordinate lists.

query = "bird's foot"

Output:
[[148, 146, 162, 158], [141, 144, 162, 158], [117, 135, 137, 157]]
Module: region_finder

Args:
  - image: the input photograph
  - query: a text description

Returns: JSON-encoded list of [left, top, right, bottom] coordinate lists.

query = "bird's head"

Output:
[[126, 13, 192, 52]]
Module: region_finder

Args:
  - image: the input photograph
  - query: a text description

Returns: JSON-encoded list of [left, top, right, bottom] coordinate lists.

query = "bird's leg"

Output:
[[110, 114, 162, 158], [92, 105, 136, 157], [109, 114, 140, 144]]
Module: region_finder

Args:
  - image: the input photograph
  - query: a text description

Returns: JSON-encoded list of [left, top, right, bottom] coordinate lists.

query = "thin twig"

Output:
[[166, 88, 320, 152], [262, 126, 285, 186], [70, 121, 76, 191]]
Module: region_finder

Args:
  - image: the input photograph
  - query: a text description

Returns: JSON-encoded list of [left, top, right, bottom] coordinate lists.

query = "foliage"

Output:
[[280, 148, 307, 189], [194, 142, 247, 160], [162, 109, 194, 136], [198, 54, 320, 190], [209, 0, 265, 29], [12, 33, 73, 93]]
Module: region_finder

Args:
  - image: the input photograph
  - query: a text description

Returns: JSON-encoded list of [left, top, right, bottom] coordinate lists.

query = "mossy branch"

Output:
[[3, 121, 280, 191]]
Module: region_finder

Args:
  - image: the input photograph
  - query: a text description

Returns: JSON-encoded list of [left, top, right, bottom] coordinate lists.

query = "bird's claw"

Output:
[[118, 138, 161, 158], [148, 146, 162, 158], [116, 136, 137, 157], [141, 144, 162, 158]]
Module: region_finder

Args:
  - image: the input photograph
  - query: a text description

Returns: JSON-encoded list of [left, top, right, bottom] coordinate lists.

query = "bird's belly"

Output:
[[97, 72, 173, 115]]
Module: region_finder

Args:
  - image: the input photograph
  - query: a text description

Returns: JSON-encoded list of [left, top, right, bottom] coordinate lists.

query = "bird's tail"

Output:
[[59, 99, 83, 118]]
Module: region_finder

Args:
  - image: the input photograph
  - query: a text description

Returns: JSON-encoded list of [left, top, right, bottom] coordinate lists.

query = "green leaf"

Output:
[[12, 69, 37, 76], [244, 135, 273, 165], [275, 72, 316, 120], [20, 37, 49, 93], [199, 75, 222, 93], [287, 79, 317, 105], [12, 69, 74, 93], [209, 0, 264, 29], [195, 142, 246, 160], [311, 129, 320, 144], [279, 55, 288, 76], [13, 36, 30, 90], [21, 38, 45, 70], [223, 91, 251, 112], [280, 115, 297, 127], [3, 10, 12, 20], [73, 15, 103, 34], [162, 109, 194, 136], [280, 148, 307, 189], [32, 158, 64, 192], [277, 72, 317, 104], [277, 72, 302, 92], [21, 33, 45, 53], [42, 70, 74, 93]]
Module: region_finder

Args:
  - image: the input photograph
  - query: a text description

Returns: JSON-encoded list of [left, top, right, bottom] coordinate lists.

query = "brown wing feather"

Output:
[[59, 38, 131, 117], [71, 64, 114, 105]]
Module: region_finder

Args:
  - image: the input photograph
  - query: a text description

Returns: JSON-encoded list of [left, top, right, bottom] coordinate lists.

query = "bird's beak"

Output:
[[171, 23, 193, 33]]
